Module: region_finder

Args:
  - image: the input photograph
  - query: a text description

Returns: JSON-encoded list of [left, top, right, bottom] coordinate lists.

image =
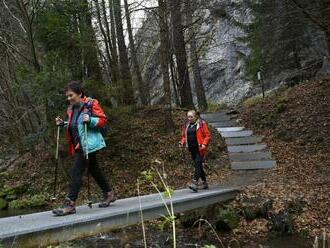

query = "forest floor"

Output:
[[234, 76, 330, 240]]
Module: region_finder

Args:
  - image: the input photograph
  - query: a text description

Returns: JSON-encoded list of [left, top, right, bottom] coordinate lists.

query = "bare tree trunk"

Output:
[[186, 0, 207, 111], [94, 0, 112, 81], [101, 0, 119, 84], [109, 0, 119, 83], [80, 0, 103, 81], [123, 0, 149, 105], [113, 0, 135, 105], [158, 0, 175, 132], [325, 31, 330, 57], [169, 55, 180, 106], [169, 0, 194, 108], [16, 0, 40, 72]]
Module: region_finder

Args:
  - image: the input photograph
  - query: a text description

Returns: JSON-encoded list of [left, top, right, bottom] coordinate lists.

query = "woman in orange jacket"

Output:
[[179, 110, 211, 192]]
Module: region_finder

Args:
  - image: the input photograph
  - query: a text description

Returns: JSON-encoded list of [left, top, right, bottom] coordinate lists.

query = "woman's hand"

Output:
[[55, 117, 63, 126], [200, 144, 207, 151], [83, 114, 90, 123]]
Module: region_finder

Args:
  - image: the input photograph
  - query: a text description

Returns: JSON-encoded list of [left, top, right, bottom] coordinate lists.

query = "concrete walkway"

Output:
[[0, 186, 238, 247], [201, 112, 277, 170]]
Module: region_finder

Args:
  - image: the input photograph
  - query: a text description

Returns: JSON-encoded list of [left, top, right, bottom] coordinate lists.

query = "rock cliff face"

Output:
[[135, 0, 328, 106]]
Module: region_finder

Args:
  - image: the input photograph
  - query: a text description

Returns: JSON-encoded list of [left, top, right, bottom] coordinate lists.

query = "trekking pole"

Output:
[[84, 122, 92, 208], [52, 124, 60, 201]]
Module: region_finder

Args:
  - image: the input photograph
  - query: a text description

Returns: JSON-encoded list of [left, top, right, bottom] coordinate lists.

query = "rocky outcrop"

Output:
[[135, 0, 329, 106]]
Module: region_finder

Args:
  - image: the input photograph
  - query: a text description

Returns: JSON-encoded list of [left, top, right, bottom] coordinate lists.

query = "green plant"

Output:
[[194, 219, 226, 248], [137, 179, 147, 248], [140, 164, 177, 248], [9, 194, 48, 209], [275, 103, 286, 113]]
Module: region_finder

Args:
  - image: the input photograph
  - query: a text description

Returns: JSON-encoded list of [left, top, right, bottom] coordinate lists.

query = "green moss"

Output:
[[0, 198, 8, 210], [242, 95, 264, 107], [179, 208, 207, 228], [9, 194, 48, 209], [0, 185, 27, 198], [277, 95, 289, 104], [207, 101, 228, 112], [215, 208, 240, 232]]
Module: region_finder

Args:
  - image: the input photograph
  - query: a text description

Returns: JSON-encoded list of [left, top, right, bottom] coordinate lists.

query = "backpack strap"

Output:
[[84, 97, 94, 116]]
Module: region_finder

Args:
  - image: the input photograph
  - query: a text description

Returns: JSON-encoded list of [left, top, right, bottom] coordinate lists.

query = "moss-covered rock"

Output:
[[5, 194, 18, 201], [8, 194, 48, 209], [215, 207, 240, 232], [179, 208, 208, 228], [240, 196, 273, 221], [270, 210, 295, 235], [0, 198, 8, 210]]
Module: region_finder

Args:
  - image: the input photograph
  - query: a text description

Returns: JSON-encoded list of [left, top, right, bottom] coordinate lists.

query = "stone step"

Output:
[[201, 112, 227, 119], [229, 151, 272, 161], [203, 116, 231, 122], [208, 121, 236, 127], [225, 136, 263, 146], [217, 127, 245, 132], [221, 130, 253, 138], [227, 144, 267, 153], [231, 160, 277, 170]]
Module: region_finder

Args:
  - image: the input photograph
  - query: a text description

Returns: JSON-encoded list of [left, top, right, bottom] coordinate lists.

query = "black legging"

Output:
[[67, 150, 111, 201], [189, 147, 207, 182]]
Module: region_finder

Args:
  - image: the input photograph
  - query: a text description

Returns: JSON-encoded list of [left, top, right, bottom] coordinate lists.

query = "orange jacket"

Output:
[[180, 118, 211, 156]]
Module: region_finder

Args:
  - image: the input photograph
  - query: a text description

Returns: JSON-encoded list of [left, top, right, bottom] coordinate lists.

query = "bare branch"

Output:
[[2, 0, 27, 33]]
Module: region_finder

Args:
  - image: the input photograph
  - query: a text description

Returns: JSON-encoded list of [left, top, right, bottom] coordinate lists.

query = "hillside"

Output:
[[0, 107, 231, 209], [237, 77, 330, 237]]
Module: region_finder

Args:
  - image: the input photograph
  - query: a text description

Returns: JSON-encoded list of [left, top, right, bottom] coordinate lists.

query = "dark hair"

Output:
[[65, 81, 85, 98]]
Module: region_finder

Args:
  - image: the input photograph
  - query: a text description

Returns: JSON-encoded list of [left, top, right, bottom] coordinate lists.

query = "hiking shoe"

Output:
[[99, 191, 117, 208], [198, 181, 209, 190], [52, 197, 76, 216], [187, 180, 198, 192]]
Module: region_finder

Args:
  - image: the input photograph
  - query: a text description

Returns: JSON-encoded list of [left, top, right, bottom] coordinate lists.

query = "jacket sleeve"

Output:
[[180, 124, 187, 145], [89, 99, 108, 128], [202, 122, 211, 146]]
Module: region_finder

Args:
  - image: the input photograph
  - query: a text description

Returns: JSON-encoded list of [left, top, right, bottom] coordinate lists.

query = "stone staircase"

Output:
[[201, 112, 277, 170]]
